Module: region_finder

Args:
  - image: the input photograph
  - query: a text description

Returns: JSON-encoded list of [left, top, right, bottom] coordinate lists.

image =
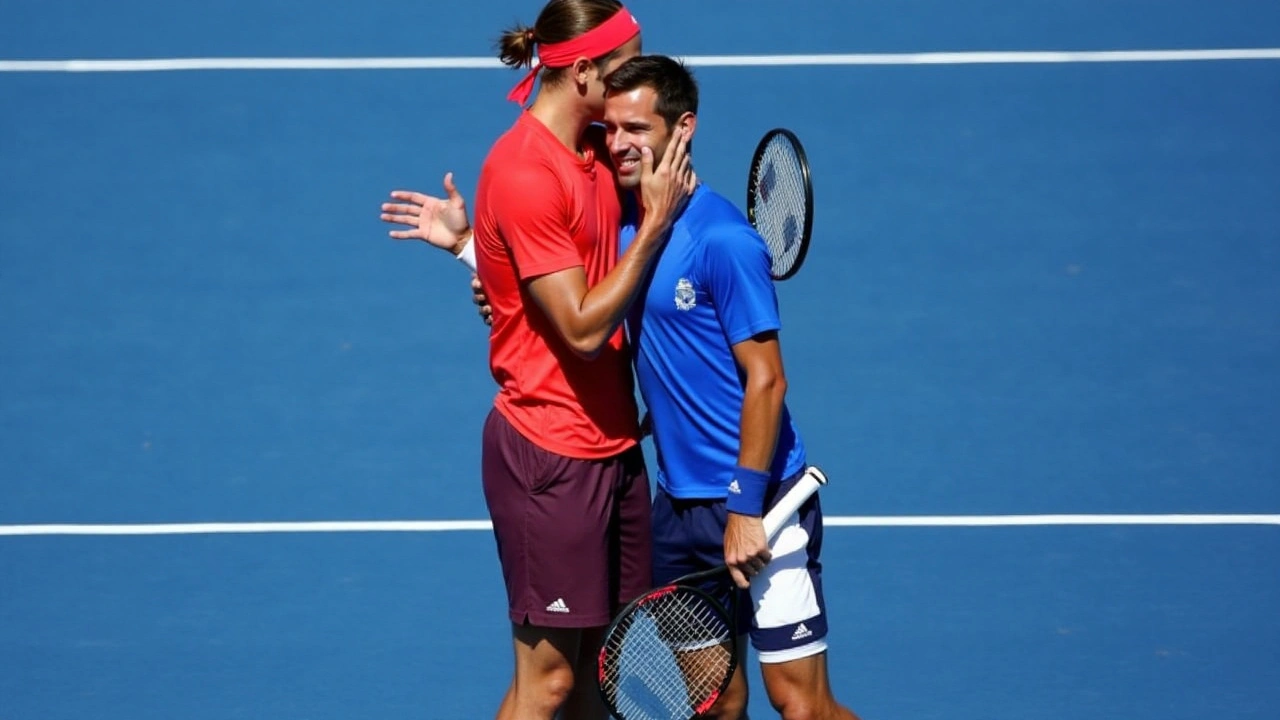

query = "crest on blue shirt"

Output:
[[674, 278, 696, 311]]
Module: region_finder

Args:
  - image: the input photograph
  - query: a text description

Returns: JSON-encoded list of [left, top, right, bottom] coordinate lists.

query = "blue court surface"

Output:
[[2, 1, 1278, 718]]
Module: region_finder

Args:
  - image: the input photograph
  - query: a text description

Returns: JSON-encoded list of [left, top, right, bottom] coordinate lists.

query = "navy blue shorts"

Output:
[[650, 469, 829, 662]]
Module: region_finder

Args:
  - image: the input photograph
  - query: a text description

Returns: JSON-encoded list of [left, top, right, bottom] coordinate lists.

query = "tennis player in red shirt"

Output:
[[381, 2, 691, 718]]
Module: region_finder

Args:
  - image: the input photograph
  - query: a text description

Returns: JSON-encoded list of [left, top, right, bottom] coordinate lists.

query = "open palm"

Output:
[[380, 172, 472, 252]]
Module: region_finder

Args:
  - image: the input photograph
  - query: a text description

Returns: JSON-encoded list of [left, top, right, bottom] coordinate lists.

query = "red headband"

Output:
[[506, 7, 641, 106]]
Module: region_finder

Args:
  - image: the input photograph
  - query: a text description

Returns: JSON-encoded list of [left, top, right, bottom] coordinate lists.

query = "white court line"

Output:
[[823, 514, 1280, 527], [1, 515, 1277, 536], [2, 48, 1280, 73]]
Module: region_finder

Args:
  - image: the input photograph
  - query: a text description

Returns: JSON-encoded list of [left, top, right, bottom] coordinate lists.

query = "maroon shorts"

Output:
[[481, 408, 652, 628]]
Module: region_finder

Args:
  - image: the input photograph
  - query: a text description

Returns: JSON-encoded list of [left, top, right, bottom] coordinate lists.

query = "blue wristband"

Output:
[[726, 465, 771, 516]]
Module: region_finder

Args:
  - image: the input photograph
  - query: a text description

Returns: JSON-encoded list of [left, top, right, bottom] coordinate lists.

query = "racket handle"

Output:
[[761, 466, 829, 541]]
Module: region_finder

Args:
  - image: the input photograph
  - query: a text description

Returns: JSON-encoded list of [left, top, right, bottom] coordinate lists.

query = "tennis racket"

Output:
[[597, 465, 829, 720], [746, 128, 815, 281]]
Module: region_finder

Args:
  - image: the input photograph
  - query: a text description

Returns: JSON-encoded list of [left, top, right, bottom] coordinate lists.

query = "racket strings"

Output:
[[751, 135, 809, 277], [601, 588, 734, 719]]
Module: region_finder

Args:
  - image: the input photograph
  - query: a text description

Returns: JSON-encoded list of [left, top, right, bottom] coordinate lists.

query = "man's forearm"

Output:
[[575, 222, 666, 325], [727, 373, 787, 516], [528, 219, 669, 358]]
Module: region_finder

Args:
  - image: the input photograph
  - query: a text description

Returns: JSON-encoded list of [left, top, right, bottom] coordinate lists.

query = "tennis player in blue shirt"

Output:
[[382, 53, 859, 720], [600, 56, 859, 720]]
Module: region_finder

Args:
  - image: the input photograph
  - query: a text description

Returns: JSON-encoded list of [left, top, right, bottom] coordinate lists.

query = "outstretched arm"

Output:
[[380, 130, 695, 340], [380, 171, 476, 268]]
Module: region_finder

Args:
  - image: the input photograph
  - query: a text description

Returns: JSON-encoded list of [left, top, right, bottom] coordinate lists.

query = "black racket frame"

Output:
[[746, 127, 815, 281]]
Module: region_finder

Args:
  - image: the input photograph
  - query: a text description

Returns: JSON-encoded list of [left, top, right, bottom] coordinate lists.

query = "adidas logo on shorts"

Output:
[[791, 622, 813, 641], [546, 598, 570, 613]]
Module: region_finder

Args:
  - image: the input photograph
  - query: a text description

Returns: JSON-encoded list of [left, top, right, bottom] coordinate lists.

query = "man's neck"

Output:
[[528, 87, 595, 155]]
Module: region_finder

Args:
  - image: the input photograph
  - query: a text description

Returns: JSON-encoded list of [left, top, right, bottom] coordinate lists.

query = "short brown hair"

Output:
[[603, 55, 699, 128]]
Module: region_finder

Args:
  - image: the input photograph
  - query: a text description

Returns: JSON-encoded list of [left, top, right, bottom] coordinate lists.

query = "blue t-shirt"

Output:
[[621, 185, 807, 500]]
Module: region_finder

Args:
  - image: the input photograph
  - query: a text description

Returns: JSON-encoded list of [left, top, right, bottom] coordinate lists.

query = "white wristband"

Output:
[[455, 235, 477, 272]]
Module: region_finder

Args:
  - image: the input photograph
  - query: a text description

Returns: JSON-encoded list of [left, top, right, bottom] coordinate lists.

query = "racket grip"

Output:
[[761, 466, 829, 541]]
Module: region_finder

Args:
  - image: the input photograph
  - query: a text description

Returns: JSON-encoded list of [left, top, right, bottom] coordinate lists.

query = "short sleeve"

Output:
[[486, 163, 582, 280], [702, 224, 782, 344]]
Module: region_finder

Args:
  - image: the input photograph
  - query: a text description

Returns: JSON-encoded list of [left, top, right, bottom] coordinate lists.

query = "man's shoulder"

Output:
[[683, 186, 762, 248], [483, 116, 557, 171], [684, 186, 748, 227], [480, 126, 564, 197]]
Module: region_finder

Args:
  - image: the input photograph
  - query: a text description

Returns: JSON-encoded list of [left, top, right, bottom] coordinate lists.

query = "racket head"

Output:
[[598, 581, 738, 720], [746, 128, 814, 281]]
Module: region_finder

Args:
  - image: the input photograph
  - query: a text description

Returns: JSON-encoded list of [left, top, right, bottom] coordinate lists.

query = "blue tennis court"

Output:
[[2, 1, 1278, 718]]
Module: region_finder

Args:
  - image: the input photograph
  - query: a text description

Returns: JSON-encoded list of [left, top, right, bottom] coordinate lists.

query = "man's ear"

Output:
[[676, 112, 698, 140], [571, 56, 594, 85]]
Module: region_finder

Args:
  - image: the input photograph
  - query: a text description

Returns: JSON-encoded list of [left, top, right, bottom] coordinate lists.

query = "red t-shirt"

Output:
[[474, 112, 640, 459]]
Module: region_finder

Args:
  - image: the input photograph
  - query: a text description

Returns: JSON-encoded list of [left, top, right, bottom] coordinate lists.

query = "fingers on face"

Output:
[[656, 131, 680, 171], [667, 124, 685, 153], [672, 127, 690, 165]]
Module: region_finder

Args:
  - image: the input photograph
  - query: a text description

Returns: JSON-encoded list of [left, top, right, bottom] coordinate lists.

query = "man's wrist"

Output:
[[725, 465, 770, 516], [449, 229, 473, 257], [453, 230, 477, 271], [638, 216, 672, 237]]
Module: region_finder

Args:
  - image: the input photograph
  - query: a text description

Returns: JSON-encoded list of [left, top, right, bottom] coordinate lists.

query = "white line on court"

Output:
[[1, 515, 1277, 536], [1, 48, 1279, 73]]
